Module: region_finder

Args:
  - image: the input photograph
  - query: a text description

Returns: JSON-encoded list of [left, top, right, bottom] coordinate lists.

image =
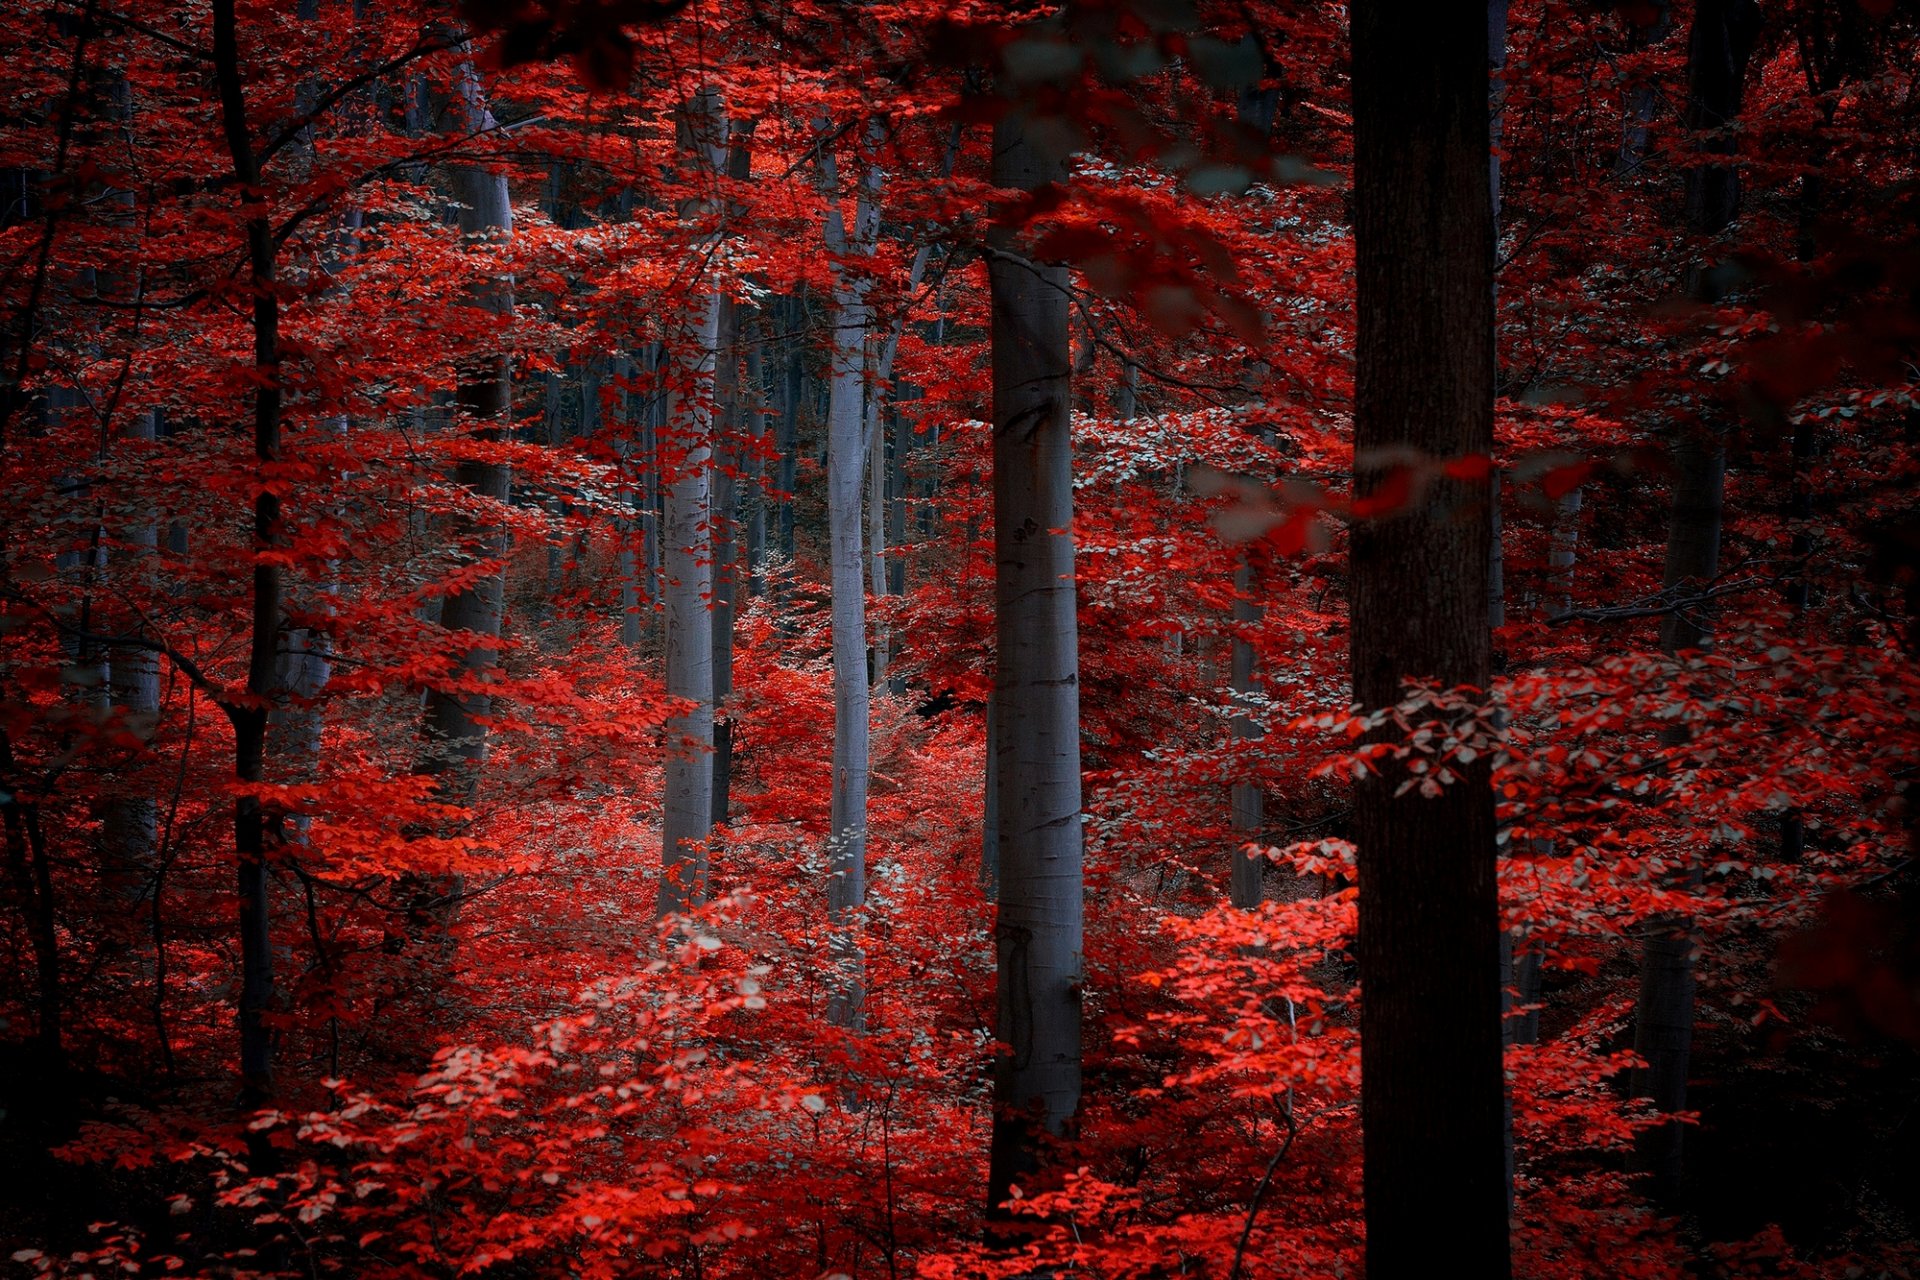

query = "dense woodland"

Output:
[[2, 0, 1918, 1275]]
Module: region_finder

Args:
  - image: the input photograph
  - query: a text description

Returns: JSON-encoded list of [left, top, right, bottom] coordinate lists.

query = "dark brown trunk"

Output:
[[212, 0, 282, 1108], [1348, 4, 1510, 1276]]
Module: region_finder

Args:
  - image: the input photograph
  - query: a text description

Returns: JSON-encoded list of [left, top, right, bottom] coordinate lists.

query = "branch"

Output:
[[1, 585, 240, 720], [1546, 569, 1794, 627], [254, 35, 461, 170], [1228, 1104, 1298, 1280]]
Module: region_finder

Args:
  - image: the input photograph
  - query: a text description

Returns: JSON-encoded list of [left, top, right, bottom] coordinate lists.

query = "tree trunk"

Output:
[[406, 47, 514, 941], [1629, 435, 1724, 1197], [711, 122, 754, 832], [212, 0, 283, 1109], [1229, 553, 1263, 909], [985, 108, 1084, 1217], [711, 295, 740, 832], [1347, 5, 1510, 1276], [100, 412, 161, 903], [1548, 486, 1583, 619], [655, 91, 726, 918], [1628, 0, 1758, 1201], [820, 122, 876, 1028]]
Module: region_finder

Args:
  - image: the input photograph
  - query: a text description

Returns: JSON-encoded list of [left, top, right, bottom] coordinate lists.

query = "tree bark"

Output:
[[711, 122, 754, 832], [655, 90, 726, 917], [984, 108, 1084, 1217], [1229, 553, 1263, 909], [212, 0, 283, 1108], [820, 121, 876, 1027], [1348, 4, 1510, 1276]]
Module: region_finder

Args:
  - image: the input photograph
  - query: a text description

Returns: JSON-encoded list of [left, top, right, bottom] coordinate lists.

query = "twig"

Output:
[[1228, 1104, 1299, 1280]]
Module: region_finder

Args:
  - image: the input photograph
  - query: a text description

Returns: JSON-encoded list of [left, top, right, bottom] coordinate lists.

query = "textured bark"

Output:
[[1348, 4, 1510, 1276], [710, 122, 754, 832], [711, 293, 741, 832], [985, 109, 1084, 1217], [1548, 486, 1584, 619], [820, 122, 876, 1027], [655, 91, 726, 918], [399, 48, 514, 949], [1228, 554, 1263, 909]]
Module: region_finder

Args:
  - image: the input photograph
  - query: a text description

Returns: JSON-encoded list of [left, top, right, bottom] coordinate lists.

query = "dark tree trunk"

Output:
[[212, 0, 282, 1108], [1628, 0, 1758, 1202], [1347, 4, 1510, 1276]]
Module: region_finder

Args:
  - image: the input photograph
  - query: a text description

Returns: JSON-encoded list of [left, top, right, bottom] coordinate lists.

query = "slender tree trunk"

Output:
[[1548, 487, 1583, 619], [0, 731, 62, 1071], [985, 108, 1084, 1217], [613, 352, 649, 648], [711, 297, 740, 832], [820, 122, 877, 1027], [1348, 5, 1510, 1276], [99, 412, 161, 903], [405, 47, 514, 941], [1619, 1, 1674, 175], [710, 122, 754, 832], [1629, 435, 1724, 1196], [212, 0, 283, 1108], [1628, 0, 1758, 1201], [1229, 553, 1263, 909], [744, 334, 769, 600], [655, 91, 726, 917]]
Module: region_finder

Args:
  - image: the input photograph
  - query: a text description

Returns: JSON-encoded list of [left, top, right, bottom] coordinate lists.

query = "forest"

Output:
[[1, 0, 1917, 1275]]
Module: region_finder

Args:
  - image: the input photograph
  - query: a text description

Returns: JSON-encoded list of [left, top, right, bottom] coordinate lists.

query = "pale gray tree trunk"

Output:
[[984, 110, 1084, 1216], [743, 334, 770, 600], [819, 122, 877, 1026], [655, 90, 727, 918], [1548, 486, 1583, 619], [1228, 554, 1263, 909]]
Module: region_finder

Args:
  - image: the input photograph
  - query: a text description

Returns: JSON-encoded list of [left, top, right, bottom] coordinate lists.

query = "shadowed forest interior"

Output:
[[2, 1, 1919, 1276]]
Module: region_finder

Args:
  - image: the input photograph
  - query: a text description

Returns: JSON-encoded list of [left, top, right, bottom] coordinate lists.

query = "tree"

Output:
[[984, 98, 1084, 1217], [820, 117, 876, 1028], [656, 87, 727, 918], [1627, 0, 1761, 1202], [1346, 3, 1510, 1277], [408, 42, 515, 937]]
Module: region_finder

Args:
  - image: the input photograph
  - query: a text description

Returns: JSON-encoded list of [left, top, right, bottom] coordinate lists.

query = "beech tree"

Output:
[[1346, 3, 1510, 1277], [655, 88, 727, 918], [2, 4, 1917, 1279], [984, 94, 1084, 1216]]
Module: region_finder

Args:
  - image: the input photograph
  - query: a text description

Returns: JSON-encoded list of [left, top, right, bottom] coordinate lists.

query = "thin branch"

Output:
[[1547, 571, 1789, 627], [1227, 1104, 1299, 1280], [254, 36, 461, 170]]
